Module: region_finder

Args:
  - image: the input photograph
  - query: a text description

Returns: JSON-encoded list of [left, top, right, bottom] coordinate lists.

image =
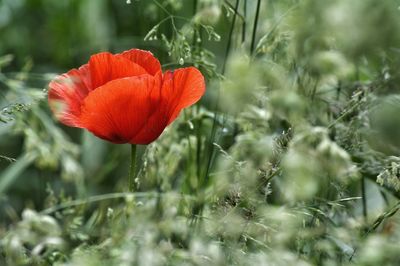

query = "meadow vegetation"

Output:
[[1, 0, 400, 265]]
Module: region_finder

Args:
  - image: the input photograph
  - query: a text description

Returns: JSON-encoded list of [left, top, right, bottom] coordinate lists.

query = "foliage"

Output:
[[1, 0, 400, 265]]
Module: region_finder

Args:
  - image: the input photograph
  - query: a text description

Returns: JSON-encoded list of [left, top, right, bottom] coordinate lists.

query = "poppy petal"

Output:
[[79, 75, 162, 144], [120, 49, 162, 76], [48, 64, 91, 127], [131, 72, 171, 144], [162, 67, 206, 125], [89, 52, 148, 89]]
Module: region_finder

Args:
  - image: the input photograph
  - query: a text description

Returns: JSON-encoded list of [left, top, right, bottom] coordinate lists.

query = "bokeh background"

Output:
[[2, 0, 400, 265]]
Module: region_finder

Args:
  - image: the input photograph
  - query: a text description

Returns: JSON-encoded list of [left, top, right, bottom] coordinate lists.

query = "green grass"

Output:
[[1, 0, 400, 265]]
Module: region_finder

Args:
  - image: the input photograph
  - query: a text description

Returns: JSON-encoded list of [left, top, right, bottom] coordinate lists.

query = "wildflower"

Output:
[[48, 49, 205, 144]]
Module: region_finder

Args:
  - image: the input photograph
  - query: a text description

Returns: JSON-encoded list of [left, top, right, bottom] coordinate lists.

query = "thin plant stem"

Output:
[[183, 110, 195, 193], [350, 200, 400, 261], [153, 0, 171, 16], [41, 192, 150, 215], [242, 0, 247, 43], [40, 192, 196, 215], [195, 0, 241, 223], [224, 0, 246, 22], [203, 0, 240, 187], [221, 0, 240, 75], [129, 144, 137, 192], [361, 177, 368, 221], [250, 0, 261, 55], [193, 0, 197, 15]]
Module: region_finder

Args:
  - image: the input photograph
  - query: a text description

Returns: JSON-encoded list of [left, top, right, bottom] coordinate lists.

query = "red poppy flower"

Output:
[[48, 49, 206, 144]]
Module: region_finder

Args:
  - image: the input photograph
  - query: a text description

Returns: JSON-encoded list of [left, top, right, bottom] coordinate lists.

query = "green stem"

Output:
[[361, 177, 368, 221], [221, 0, 240, 75], [242, 0, 247, 43], [250, 0, 261, 55], [129, 144, 137, 192], [203, 0, 241, 187]]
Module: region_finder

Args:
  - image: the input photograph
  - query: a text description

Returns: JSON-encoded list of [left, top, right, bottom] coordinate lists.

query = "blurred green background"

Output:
[[1, 0, 193, 69], [2, 0, 400, 265]]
